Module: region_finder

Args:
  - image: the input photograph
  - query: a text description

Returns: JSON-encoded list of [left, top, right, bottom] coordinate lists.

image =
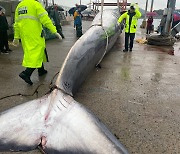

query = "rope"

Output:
[[95, 0, 109, 66], [96, 0, 121, 66], [0, 71, 60, 101], [0, 84, 44, 101], [49, 71, 59, 89], [96, 27, 109, 66]]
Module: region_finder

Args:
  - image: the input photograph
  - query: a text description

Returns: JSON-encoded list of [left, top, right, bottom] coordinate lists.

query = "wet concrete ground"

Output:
[[0, 21, 180, 154]]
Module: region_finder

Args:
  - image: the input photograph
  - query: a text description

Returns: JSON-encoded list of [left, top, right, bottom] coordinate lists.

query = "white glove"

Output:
[[55, 33, 62, 40], [117, 22, 120, 26], [13, 39, 19, 46]]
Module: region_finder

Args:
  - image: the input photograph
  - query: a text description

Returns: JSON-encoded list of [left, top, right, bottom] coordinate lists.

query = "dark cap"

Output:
[[0, 7, 2, 11], [130, 5, 135, 10]]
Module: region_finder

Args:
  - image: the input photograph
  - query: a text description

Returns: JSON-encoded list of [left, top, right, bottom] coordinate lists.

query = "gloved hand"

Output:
[[13, 39, 19, 47], [117, 21, 120, 26], [55, 33, 62, 40]]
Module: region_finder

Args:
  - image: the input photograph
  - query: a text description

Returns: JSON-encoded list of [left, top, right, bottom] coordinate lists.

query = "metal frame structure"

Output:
[[92, 1, 130, 10]]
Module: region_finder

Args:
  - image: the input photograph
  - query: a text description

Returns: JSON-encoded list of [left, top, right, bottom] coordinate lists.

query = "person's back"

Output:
[[51, 6, 65, 38], [51, 6, 60, 26], [14, 0, 57, 67], [74, 9, 83, 37], [74, 10, 82, 26], [14, 0, 51, 47], [13, 0, 61, 85]]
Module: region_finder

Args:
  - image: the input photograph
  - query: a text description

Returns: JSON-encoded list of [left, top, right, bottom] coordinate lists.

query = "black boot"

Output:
[[38, 70, 48, 76], [38, 64, 47, 76], [1, 49, 9, 54], [123, 49, 128, 52], [6, 48, 12, 52], [19, 71, 33, 85]]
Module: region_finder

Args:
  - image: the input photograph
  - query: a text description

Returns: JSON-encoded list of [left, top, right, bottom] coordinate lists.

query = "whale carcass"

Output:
[[0, 9, 128, 153], [56, 9, 122, 96]]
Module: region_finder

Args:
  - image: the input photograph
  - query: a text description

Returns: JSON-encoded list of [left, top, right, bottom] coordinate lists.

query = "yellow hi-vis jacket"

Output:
[[118, 8, 141, 33], [14, 0, 57, 68]]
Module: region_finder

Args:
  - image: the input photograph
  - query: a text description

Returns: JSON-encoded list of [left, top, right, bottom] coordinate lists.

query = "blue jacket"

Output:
[[74, 10, 82, 25]]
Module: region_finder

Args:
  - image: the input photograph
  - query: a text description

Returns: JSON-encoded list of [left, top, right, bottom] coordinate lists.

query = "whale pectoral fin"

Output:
[[44, 101, 128, 154], [0, 96, 49, 152]]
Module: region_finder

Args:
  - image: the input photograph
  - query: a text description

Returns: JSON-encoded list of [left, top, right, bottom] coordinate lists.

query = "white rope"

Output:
[[96, 27, 109, 66], [95, 0, 109, 66], [96, 0, 121, 66]]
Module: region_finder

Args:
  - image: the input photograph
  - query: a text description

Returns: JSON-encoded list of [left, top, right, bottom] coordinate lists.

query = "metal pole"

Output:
[[95, 0, 97, 13], [164, 0, 176, 35], [97, 0, 99, 11], [167, 0, 176, 11], [150, 0, 154, 12], [100, 0, 104, 25], [80, 0, 81, 5], [141, 0, 148, 28], [144, 0, 148, 20], [94, 0, 97, 12], [52, 0, 54, 5], [90, 0, 91, 9]]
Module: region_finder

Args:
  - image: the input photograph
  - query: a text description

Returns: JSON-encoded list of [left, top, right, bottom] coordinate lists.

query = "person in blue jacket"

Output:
[[74, 7, 83, 37]]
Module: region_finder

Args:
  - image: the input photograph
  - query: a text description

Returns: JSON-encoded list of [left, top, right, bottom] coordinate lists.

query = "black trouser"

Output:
[[24, 63, 45, 77], [0, 30, 9, 51], [146, 26, 152, 34], [55, 24, 64, 38], [146, 28, 150, 34], [125, 33, 135, 50], [76, 24, 83, 37]]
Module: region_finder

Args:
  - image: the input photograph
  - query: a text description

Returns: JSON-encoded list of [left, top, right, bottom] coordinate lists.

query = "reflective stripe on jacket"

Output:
[[14, 0, 57, 68], [118, 9, 141, 33]]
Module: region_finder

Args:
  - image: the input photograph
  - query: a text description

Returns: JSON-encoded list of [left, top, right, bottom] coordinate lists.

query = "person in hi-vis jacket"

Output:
[[117, 3, 141, 52], [13, 0, 62, 85]]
